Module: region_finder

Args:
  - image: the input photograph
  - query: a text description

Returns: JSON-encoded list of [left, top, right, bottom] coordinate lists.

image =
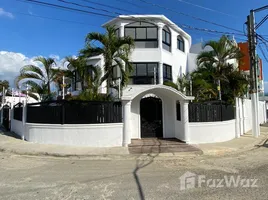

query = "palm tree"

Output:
[[64, 56, 96, 91], [197, 35, 243, 100], [15, 57, 57, 101], [52, 68, 73, 96], [81, 26, 134, 95]]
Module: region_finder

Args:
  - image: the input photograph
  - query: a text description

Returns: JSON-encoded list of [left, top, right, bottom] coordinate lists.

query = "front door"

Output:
[[140, 97, 163, 138]]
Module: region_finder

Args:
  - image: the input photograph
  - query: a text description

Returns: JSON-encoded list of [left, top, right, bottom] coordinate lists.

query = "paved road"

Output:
[[0, 145, 268, 200]]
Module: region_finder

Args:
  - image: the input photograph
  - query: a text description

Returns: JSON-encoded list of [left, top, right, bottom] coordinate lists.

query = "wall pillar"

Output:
[[158, 23, 164, 85], [181, 100, 190, 143], [235, 98, 240, 138], [159, 63, 163, 84], [119, 24, 124, 37], [122, 100, 132, 146], [22, 101, 27, 141]]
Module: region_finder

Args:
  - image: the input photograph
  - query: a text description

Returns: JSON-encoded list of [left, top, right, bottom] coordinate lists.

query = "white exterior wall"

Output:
[[11, 119, 24, 138], [188, 120, 236, 144], [24, 123, 123, 147], [104, 16, 191, 84]]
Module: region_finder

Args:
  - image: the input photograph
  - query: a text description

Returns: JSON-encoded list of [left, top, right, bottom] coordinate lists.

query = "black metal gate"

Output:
[[2, 105, 10, 131], [140, 97, 163, 138]]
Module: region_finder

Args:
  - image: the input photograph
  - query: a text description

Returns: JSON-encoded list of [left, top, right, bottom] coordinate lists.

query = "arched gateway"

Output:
[[121, 85, 194, 146]]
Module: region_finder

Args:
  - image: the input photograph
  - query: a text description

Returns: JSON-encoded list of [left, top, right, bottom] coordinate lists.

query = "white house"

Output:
[[10, 15, 266, 148]]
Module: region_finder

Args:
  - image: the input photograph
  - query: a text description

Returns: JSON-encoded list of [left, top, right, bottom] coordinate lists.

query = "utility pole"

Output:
[[247, 5, 268, 137]]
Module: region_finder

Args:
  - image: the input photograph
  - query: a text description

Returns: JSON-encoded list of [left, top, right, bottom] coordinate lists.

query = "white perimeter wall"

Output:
[[11, 119, 24, 138], [236, 98, 267, 136], [187, 98, 267, 144], [188, 120, 236, 144], [11, 122, 123, 147]]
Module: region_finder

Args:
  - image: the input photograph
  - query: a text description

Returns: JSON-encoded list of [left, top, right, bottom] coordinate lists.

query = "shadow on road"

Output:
[[261, 139, 268, 148], [133, 140, 160, 200], [0, 126, 21, 139]]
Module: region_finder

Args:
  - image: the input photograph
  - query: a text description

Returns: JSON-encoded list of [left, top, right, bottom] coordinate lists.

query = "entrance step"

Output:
[[128, 138, 202, 154]]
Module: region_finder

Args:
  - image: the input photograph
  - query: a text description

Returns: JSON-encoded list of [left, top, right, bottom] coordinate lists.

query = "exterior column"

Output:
[[122, 100, 131, 147], [159, 63, 163, 84], [22, 101, 27, 141], [119, 24, 124, 38], [181, 101, 190, 143], [158, 23, 164, 85], [235, 98, 241, 138]]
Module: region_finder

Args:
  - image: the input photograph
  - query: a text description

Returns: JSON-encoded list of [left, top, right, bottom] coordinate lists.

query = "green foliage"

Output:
[[163, 81, 178, 90], [0, 80, 9, 91], [80, 26, 134, 96], [70, 90, 112, 101], [193, 35, 248, 104]]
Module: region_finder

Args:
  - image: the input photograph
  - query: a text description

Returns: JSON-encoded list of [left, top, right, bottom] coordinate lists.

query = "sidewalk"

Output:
[[196, 126, 268, 156], [0, 126, 267, 159]]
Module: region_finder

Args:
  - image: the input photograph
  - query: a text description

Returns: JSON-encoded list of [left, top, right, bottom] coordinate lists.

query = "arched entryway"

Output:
[[121, 85, 194, 146], [140, 96, 163, 138]]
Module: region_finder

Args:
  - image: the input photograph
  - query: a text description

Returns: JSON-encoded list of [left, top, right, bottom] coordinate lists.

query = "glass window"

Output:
[[135, 41, 158, 48], [163, 64, 172, 81], [147, 27, 157, 39], [136, 63, 147, 76], [136, 28, 146, 39], [162, 26, 171, 52], [125, 22, 158, 48], [177, 36, 185, 52], [125, 28, 135, 38], [129, 63, 159, 85], [166, 32, 170, 44], [147, 63, 157, 76]]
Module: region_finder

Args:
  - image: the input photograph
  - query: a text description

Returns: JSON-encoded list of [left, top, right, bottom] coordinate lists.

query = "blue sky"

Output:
[[0, 0, 267, 88]]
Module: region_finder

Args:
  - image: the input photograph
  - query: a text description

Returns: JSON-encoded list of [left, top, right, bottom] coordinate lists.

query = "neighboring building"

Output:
[[238, 42, 264, 96]]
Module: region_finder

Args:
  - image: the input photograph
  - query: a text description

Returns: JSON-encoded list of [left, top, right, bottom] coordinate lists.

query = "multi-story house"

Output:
[[71, 15, 192, 95]]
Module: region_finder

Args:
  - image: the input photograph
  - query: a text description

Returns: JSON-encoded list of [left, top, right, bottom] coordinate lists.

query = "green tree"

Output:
[[197, 35, 243, 100], [15, 57, 57, 101], [0, 80, 9, 92], [81, 26, 134, 95]]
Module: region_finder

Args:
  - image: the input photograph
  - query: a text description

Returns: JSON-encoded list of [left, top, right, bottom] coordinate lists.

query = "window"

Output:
[[162, 26, 171, 52], [115, 28, 120, 38], [177, 35, 185, 52], [163, 64, 172, 81], [176, 102, 181, 121], [125, 22, 158, 48], [130, 63, 158, 84]]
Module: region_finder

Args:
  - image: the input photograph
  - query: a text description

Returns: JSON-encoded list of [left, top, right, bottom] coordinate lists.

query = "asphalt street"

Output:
[[0, 145, 268, 200]]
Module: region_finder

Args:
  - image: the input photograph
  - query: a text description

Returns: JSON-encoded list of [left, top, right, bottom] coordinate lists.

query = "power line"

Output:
[[12, 11, 100, 27], [57, 0, 122, 16], [135, 0, 244, 33], [114, 0, 146, 8], [81, 0, 136, 13], [178, 24, 246, 37], [18, 0, 116, 18], [258, 44, 268, 62], [56, 0, 247, 38], [171, 0, 239, 18], [18, 0, 247, 41]]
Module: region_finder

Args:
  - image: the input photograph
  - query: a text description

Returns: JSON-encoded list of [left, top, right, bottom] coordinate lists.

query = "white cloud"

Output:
[[0, 51, 63, 88], [0, 8, 14, 19]]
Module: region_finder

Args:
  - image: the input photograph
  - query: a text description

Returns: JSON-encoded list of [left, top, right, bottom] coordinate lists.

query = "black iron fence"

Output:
[[26, 100, 122, 124], [189, 103, 234, 122], [13, 103, 23, 121]]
